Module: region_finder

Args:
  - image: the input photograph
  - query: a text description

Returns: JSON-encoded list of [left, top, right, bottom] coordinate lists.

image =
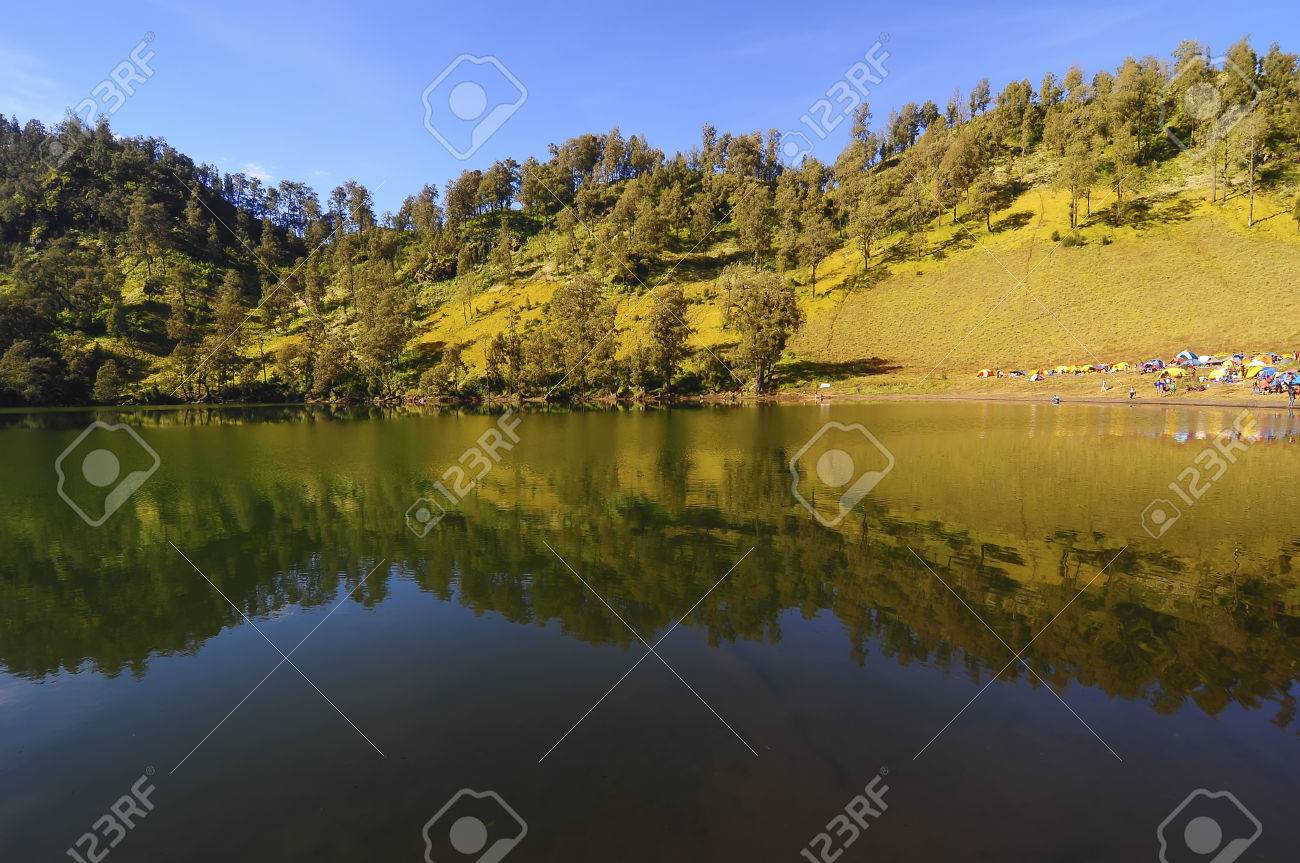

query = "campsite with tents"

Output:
[[973, 350, 1300, 405]]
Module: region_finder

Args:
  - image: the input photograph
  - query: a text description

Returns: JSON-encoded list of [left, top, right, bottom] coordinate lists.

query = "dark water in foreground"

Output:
[[1, 403, 1297, 862]]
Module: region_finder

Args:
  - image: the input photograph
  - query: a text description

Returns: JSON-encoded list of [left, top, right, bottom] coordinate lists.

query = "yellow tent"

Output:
[[1110, 362, 1131, 371], [1055, 365, 1071, 373], [1245, 364, 1265, 378], [1206, 367, 1229, 380], [1165, 367, 1189, 378]]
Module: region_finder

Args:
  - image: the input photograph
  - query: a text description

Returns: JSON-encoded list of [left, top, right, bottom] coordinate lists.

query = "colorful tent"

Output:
[[977, 369, 992, 377]]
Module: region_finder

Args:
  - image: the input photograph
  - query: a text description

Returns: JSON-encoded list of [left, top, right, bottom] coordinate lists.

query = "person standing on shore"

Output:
[[1129, 387, 1136, 399]]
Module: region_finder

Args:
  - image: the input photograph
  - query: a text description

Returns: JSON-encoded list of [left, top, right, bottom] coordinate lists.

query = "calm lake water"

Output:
[[1, 402, 1297, 862]]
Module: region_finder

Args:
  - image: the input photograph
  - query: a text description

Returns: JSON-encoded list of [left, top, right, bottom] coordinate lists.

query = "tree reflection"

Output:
[[1, 406, 1296, 732]]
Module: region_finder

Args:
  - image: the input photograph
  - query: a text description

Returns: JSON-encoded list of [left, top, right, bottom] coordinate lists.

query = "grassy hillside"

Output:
[[5, 36, 1300, 405], [411, 154, 1300, 395], [796, 177, 1300, 382]]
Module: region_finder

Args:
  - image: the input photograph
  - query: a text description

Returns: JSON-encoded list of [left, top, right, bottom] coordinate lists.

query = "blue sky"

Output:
[[3, 0, 1297, 213]]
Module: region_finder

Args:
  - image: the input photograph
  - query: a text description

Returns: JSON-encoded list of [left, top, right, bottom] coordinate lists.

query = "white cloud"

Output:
[[241, 162, 275, 183], [0, 47, 66, 123], [217, 159, 277, 184]]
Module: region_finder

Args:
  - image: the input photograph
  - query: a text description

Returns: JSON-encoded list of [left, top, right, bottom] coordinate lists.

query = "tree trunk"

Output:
[[1247, 146, 1256, 227]]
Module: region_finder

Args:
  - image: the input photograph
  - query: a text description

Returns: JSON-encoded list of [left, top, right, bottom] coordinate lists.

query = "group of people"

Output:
[[1253, 376, 1299, 399]]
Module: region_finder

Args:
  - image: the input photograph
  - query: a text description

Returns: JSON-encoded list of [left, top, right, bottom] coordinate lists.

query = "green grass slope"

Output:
[[414, 155, 1300, 394]]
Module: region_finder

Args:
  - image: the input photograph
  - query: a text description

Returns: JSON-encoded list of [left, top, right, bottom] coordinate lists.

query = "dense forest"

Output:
[[1, 37, 1298, 406]]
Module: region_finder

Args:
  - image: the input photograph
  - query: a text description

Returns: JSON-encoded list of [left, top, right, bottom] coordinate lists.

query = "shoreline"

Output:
[[8, 391, 1297, 415], [769, 390, 1300, 412]]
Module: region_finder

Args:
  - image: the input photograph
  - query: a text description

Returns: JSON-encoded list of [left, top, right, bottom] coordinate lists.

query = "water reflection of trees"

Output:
[[2, 421, 1296, 731]]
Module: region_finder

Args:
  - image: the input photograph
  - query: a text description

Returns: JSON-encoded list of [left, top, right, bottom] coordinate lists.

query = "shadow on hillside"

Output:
[[778, 357, 901, 386], [993, 211, 1034, 233], [904, 205, 1036, 263], [930, 229, 976, 260], [878, 240, 919, 267], [1102, 191, 1196, 230], [838, 265, 890, 293], [658, 247, 748, 282]]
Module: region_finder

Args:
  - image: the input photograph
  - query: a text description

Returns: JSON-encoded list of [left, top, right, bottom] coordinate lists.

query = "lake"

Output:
[[1, 402, 1297, 862]]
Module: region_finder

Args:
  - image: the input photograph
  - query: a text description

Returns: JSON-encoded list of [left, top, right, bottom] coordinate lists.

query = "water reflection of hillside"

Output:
[[3, 458, 1296, 730]]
